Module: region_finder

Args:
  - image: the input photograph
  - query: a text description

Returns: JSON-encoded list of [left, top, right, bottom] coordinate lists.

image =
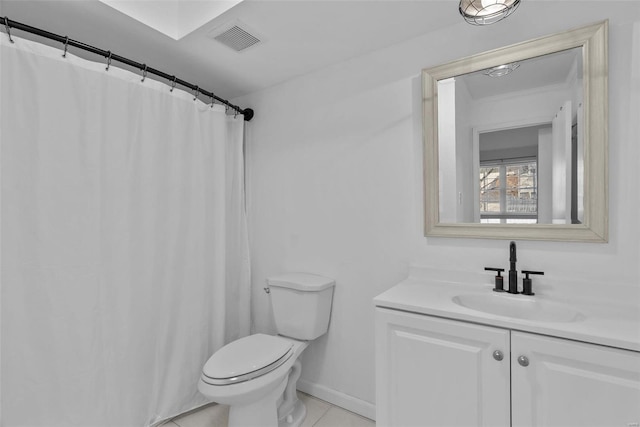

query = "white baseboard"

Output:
[[297, 379, 376, 421]]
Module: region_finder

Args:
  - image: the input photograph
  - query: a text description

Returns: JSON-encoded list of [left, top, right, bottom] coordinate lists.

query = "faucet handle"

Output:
[[484, 267, 505, 292], [521, 270, 544, 296]]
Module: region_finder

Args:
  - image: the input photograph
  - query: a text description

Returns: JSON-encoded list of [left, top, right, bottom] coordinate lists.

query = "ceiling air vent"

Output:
[[209, 21, 262, 52]]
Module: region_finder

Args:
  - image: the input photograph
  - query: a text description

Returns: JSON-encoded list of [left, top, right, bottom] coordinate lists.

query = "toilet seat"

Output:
[[201, 334, 294, 386]]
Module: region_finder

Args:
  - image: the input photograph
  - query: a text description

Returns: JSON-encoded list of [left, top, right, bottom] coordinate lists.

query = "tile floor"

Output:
[[160, 392, 375, 427]]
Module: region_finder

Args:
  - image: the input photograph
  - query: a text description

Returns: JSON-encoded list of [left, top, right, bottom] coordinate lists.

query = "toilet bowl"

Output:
[[198, 334, 309, 426], [198, 273, 335, 427]]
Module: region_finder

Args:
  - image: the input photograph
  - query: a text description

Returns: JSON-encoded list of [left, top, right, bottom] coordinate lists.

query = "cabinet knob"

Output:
[[492, 350, 504, 361], [517, 355, 530, 367]]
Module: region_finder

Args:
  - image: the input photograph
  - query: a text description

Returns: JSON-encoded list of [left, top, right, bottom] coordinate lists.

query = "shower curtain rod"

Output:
[[2, 17, 255, 122]]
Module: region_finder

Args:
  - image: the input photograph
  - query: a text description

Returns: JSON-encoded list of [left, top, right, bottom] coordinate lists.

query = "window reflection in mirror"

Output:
[[479, 158, 538, 224]]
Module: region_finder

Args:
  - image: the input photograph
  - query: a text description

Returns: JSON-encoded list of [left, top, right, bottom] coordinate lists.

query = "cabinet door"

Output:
[[375, 308, 510, 427], [511, 331, 640, 427]]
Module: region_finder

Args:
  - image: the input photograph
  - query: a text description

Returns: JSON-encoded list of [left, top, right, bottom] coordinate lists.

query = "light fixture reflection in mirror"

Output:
[[484, 62, 520, 77], [422, 21, 608, 242]]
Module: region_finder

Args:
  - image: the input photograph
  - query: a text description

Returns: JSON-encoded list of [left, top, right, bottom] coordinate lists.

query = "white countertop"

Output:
[[374, 274, 640, 353]]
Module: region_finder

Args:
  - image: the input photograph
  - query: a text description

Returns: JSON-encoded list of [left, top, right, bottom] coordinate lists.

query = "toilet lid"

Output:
[[202, 334, 294, 385]]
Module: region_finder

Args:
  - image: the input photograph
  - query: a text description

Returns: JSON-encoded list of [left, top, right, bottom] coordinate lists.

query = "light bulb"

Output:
[[481, 0, 506, 16]]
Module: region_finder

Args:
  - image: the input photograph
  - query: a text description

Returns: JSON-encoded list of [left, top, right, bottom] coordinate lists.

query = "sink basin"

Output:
[[452, 293, 584, 323]]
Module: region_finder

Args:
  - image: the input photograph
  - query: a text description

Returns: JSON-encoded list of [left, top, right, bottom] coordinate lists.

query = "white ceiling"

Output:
[[0, 0, 463, 101]]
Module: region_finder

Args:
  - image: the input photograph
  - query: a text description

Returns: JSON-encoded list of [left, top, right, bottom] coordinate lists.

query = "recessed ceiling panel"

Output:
[[99, 0, 243, 40]]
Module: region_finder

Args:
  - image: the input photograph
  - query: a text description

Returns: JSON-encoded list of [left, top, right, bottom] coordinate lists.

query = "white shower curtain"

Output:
[[0, 36, 251, 426]]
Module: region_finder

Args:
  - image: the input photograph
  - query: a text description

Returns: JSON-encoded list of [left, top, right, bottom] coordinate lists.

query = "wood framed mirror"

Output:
[[423, 21, 608, 242]]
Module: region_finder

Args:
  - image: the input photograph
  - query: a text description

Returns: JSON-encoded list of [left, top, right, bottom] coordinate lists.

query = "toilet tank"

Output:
[[267, 273, 335, 340]]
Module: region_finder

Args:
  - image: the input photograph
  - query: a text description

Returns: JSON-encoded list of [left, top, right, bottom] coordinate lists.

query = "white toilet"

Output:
[[198, 273, 335, 427]]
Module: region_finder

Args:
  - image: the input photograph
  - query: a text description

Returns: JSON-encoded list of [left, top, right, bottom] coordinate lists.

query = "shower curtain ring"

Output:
[[234, 109, 238, 119], [62, 36, 69, 58], [169, 76, 177, 92], [4, 17, 14, 44], [105, 51, 112, 71], [210, 94, 215, 108], [193, 86, 199, 101], [141, 64, 147, 82]]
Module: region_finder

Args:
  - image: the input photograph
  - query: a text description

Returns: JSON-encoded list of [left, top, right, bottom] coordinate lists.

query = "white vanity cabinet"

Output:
[[511, 331, 640, 426], [375, 307, 511, 426], [376, 307, 640, 427]]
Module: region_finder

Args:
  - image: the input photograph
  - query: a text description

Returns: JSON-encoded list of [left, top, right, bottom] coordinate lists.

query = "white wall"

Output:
[[437, 78, 458, 223], [455, 77, 475, 222], [538, 127, 554, 224], [235, 3, 640, 419]]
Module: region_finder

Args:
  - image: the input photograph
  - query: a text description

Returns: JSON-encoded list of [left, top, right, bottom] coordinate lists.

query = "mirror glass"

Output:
[[438, 48, 583, 225], [423, 21, 608, 242]]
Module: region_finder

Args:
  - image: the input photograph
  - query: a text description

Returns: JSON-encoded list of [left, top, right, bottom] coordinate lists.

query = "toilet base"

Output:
[[278, 398, 306, 427], [228, 376, 288, 427], [278, 359, 306, 427]]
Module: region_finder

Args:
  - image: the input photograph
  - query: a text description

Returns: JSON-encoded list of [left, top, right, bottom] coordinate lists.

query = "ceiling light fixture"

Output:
[[483, 62, 520, 77], [459, 0, 521, 25]]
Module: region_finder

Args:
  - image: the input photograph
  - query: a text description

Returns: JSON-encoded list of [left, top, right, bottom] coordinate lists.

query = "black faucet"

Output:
[[507, 241, 518, 294], [484, 241, 544, 295]]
